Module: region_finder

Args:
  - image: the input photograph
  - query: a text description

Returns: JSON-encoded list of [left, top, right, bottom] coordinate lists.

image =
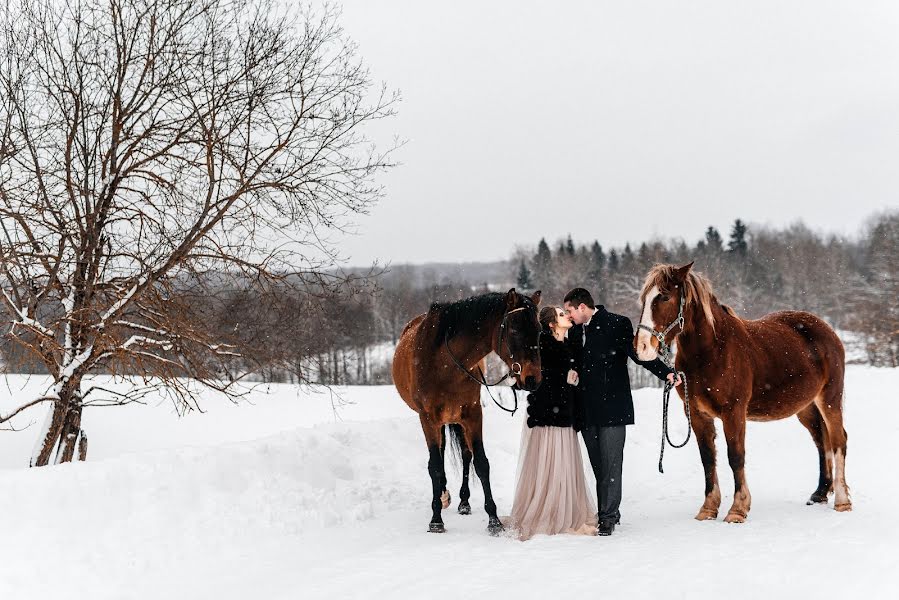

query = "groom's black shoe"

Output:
[[597, 520, 616, 536]]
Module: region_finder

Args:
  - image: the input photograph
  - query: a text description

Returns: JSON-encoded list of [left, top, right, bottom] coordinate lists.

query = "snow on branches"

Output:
[[0, 0, 397, 465]]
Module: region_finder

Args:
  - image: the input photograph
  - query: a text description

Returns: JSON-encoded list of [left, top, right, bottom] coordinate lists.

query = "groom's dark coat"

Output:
[[568, 306, 673, 427]]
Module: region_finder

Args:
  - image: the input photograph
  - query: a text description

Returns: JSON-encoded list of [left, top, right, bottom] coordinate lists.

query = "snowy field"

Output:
[[0, 366, 896, 599]]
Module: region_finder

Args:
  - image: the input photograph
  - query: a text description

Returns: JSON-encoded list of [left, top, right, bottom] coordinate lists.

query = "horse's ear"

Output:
[[674, 261, 694, 280], [505, 288, 517, 310], [531, 290, 542, 306]]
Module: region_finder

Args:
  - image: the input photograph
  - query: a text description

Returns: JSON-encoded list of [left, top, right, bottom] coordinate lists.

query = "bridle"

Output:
[[444, 305, 537, 415], [637, 292, 685, 368], [637, 290, 692, 473]]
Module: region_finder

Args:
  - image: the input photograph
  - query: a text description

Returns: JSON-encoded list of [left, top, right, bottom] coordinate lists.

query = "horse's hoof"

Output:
[[458, 502, 471, 515], [834, 502, 852, 512], [428, 522, 446, 533], [695, 509, 718, 521], [487, 518, 504, 536], [724, 512, 746, 524], [440, 490, 451, 510], [807, 494, 828, 505]]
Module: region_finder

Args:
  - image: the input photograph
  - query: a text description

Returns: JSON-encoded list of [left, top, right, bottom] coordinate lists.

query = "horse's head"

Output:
[[634, 262, 694, 361], [497, 288, 543, 392]]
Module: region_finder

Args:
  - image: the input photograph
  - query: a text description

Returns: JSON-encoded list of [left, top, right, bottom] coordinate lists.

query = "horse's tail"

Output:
[[444, 423, 468, 476]]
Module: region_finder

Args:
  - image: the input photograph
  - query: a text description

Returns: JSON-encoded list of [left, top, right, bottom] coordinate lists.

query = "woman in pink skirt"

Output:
[[509, 305, 597, 540]]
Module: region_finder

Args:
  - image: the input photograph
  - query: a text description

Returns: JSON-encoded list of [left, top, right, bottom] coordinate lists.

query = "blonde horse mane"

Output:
[[639, 264, 720, 334]]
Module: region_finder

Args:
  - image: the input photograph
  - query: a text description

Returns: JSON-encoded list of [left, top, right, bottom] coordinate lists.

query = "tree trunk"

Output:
[[31, 400, 66, 467], [77, 430, 89, 461], [56, 401, 83, 464], [31, 381, 83, 467]]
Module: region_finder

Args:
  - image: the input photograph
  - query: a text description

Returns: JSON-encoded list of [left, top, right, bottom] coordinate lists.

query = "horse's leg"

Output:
[[692, 412, 721, 520], [439, 426, 451, 509], [445, 423, 471, 514], [420, 414, 448, 533], [815, 385, 851, 512], [797, 404, 833, 505], [458, 438, 473, 515], [722, 412, 751, 523], [463, 411, 503, 535]]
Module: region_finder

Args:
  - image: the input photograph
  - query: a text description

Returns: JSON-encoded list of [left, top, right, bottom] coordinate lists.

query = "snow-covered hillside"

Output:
[[0, 367, 895, 599]]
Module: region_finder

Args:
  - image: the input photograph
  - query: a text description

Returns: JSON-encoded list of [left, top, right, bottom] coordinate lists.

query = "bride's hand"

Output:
[[566, 369, 579, 385]]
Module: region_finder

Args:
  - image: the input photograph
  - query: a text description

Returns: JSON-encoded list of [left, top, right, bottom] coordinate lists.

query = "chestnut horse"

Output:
[[634, 263, 850, 523], [393, 289, 542, 534]]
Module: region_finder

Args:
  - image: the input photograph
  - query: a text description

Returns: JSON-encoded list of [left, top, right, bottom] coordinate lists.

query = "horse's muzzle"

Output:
[[522, 375, 540, 391]]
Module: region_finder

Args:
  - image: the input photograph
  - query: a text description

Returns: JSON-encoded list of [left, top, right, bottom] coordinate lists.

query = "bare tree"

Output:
[[0, 0, 398, 465], [848, 212, 899, 366]]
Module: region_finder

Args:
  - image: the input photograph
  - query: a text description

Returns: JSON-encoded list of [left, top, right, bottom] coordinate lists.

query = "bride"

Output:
[[509, 305, 596, 540]]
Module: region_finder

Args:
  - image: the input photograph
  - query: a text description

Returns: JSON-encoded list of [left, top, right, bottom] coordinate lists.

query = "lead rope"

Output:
[[659, 370, 690, 473], [638, 293, 693, 473]]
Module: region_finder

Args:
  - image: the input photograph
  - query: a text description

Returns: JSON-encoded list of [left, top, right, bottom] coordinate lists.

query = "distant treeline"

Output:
[[339, 210, 898, 380], [367, 211, 899, 377], [511, 213, 898, 367], [3, 213, 896, 384]]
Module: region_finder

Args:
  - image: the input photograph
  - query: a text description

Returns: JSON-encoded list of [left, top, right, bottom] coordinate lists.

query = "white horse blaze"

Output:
[[636, 286, 660, 361]]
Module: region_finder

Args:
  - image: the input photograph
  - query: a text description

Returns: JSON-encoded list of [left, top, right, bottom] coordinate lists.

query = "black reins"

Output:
[[638, 292, 692, 473], [443, 305, 532, 416]]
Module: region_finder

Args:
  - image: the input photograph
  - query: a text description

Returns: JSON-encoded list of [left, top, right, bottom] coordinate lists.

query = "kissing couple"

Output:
[[508, 287, 681, 540]]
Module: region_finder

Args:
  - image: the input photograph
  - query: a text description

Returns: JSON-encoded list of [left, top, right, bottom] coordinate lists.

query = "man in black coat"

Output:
[[564, 287, 681, 536]]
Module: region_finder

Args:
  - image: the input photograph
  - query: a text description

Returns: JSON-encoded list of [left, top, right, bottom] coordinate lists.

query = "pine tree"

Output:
[[535, 238, 551, 267], [728, 219, 748, 256], [587, 241, 606, 287], [590, 241, 606, 270], [516, 260, 533, 289], [621, 243, 635, 270], [608, 249, 620, 272], [705, 226, 724, 253], [638, 242, 651, 266], [565, 234, 575, 256]]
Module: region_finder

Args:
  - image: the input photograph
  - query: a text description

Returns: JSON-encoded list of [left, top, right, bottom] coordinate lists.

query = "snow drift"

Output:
[[0, 367, 896, 599]]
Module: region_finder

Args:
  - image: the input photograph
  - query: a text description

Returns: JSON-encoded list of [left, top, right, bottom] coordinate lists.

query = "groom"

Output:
[[564, 287, 681, 536]]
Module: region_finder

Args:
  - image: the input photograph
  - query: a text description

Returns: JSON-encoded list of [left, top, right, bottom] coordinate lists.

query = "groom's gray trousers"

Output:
[[581, 424, 626, 524]]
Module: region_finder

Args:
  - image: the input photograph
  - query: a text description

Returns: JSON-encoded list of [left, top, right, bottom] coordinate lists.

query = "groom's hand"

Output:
[[666, 372, 683, 387], [566, 369, 579, 386]]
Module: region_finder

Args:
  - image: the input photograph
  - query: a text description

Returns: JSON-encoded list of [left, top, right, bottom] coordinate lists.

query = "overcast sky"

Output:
[[330, 1, 899, 266]]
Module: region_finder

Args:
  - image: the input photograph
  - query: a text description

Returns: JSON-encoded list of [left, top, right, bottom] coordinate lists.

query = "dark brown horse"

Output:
[[393, 289, 542, 534], [634, 262, 850, 523]]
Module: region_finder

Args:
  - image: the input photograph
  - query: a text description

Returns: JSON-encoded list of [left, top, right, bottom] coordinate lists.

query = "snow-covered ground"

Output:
[[0, 367, 895, 599]]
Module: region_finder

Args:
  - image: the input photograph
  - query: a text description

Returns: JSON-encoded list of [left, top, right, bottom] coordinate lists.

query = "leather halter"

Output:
[[443, 305, 537, 414], [637, 292, 685, 368]]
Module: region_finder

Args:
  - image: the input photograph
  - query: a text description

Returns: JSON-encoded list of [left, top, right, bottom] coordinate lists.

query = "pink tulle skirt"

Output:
[[508, 424, 597, 541]]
